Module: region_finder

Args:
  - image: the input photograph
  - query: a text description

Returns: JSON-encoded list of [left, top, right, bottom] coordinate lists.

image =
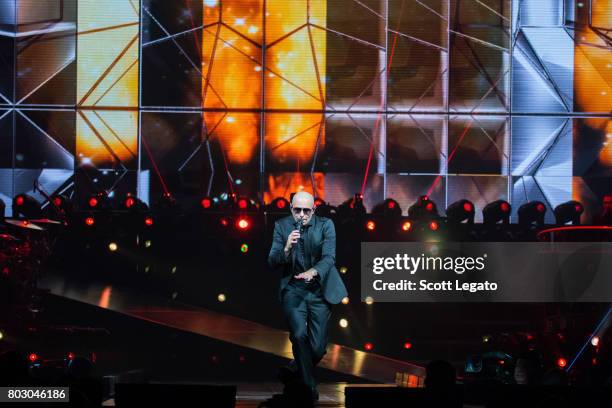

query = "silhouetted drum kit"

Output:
[[0, 217, 63, 316]]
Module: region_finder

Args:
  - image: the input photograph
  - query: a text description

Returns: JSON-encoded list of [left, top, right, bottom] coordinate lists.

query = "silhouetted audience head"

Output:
[[425, 360, 456, 389]]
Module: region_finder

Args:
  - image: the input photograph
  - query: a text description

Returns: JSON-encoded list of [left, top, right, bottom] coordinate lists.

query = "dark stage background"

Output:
[[0, 0, 611, 222]]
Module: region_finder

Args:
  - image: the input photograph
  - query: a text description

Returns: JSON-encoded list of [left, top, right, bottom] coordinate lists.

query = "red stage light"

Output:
[[85, 217, 95, 226], [425, 202, 434, 211], [387, 201, 396, 209], [237, 218, 250, 230], [89, 197, 98, 208], [125, 197, 135, 208], [366, 220, 376, 231], [556, 357, 567, 368], [574, 204, 582, 213], [144, 217, 154, 227], [500, 202, 510, 212], [52, 197, 62, 207], [403, 341, 412, 349], [463, 202, 473, 212], [536, 203, 545, 213], [429, 221, 439, 231], [401, 221, 412, 231], [15, 196, 24, 206], [201, 198, 212, 209], [276, 200, 287, 209], [29, 353, 38, 362], [220, 217, 229, 227], [67, 352, 75, 361], [238, 199, 248, 209], [364, 342, 373, 351]]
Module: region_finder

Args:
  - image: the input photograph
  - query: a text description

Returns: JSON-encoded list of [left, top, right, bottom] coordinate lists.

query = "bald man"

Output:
[[268, 191, 347, 401]]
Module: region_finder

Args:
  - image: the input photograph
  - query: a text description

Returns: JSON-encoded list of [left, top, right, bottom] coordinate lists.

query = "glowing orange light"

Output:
[[429, 221, 439, 231], [366, 220, 376, 231], [557, 357, 567, 368], [85, 217, 95, 226], [401, 221, 412, 231], [237, 218, 250, 230]]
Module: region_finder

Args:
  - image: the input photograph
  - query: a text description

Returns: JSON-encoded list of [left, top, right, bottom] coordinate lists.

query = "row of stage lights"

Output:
[[3, 191, 599, 231]]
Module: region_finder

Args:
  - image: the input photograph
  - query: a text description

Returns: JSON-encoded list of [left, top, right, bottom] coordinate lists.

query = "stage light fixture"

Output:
[[591, 336, 600, 347], [556, 357, 567, 368], [268, 197, 290, 212], [364, 342, 373, 351], [217, 293, 226, 302], [240, 243, 249, 253], [365, 220, 376, 231], [364, 296, 374, 305], [446, 199, 475, 224], [49, 194, 72, 217], [338, 193, 366, 218], [85, 216, 95, 226], [408, 195, 438, 219], [401, 221, 412, 232], [339, 318, 348, 328], [372, 198, 402, 217], [236, 217, 250, 230], [429, 220, 439, 231], [108, 242, 118, 252], [339, 266, 348, 274], [403, 341, 412, 350], [554, 200, 583, 225], [341, 297, 349, 305], [144, 216, 154, 227], [518, 201, 547, 226], [483, 200, 511, 225], [234, 196, 258, 212], [220, 217, 229, 227], [29, 353, 38, 362], [200, 197, 213, 209], [67, 352, 75, 361], [12, 194, 42, 218]]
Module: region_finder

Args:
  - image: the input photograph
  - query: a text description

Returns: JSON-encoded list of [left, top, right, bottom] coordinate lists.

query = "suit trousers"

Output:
[[281, 279, 331, 389]]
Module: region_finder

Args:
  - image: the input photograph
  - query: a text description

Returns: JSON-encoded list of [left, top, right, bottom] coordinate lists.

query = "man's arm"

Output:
[[268, 221, 290, 268], [310, 219, 336, 280]]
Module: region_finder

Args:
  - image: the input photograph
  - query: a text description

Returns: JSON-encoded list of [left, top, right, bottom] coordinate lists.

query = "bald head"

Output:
[[292, 191, 314, 207], [291, 191, 315, 224]]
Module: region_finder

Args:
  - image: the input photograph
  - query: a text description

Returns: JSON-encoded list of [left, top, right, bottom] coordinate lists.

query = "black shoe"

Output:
[[310, 387, 319, 401]]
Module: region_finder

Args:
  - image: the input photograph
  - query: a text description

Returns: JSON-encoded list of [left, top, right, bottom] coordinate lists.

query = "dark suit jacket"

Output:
[[268, 215, 348, 305]]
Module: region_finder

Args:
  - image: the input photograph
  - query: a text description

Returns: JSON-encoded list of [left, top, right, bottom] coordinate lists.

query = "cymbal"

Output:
[[29, 218, 62, 225], [5, 219, 45, 231], [0, 233, 19, 241]]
